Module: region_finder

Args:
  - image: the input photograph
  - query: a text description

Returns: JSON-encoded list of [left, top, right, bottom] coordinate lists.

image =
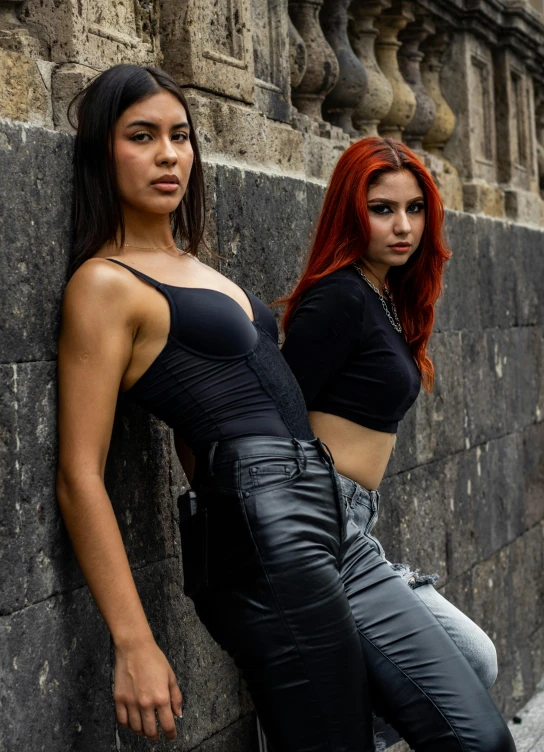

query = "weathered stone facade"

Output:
[[1, 1, 543, 751]]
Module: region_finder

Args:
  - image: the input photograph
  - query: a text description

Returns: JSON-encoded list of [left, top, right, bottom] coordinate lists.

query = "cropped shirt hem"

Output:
[[308, 402, 398, 434]]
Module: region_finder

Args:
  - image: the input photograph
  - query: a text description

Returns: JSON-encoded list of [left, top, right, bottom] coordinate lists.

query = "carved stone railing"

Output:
[[289, 0, 339, 119], [349, 0, 393, 138], [374, 1, 416, 140], [398, 15, 436, 151], [320, 0, 367, 135], [420, 31, 456, 158], [289, 15, 307, 90]]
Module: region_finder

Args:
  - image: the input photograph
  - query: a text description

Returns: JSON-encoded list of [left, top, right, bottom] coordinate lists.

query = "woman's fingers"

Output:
[[157, 700, 177, 741], [115, 701, 129, 728], [140, 704, 160, 742], [127, 705, 144, 737], [169, 668, 183, 720]]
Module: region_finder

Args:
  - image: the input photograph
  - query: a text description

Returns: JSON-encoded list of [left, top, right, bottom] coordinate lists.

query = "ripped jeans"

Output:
[[339, 474, 498, 690]]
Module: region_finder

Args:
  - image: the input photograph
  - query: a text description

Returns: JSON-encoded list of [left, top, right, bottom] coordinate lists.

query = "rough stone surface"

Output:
[[0, 49, 52, 127], [0, 121, 72, 363], [0, 587, 113, 752]]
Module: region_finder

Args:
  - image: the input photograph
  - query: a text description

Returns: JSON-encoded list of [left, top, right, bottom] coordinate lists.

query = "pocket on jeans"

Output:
[[243, 457, 303, 496]]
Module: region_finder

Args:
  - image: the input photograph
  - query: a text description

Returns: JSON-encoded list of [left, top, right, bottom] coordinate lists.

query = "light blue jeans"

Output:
[[339, 474, 498, 690]]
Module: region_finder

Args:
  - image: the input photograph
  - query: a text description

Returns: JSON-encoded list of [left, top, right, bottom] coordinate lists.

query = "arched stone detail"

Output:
[[289, 0, 340, 120], [420, 32, 456, 156], [288, 15, 307, 90], [348, 0, 393, 138], [374, 1, 417, 140], [398, 15, 436, 150], [320, 0, 368, 135]]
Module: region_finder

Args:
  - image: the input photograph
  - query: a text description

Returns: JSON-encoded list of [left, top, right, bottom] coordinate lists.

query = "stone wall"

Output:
[[0, 117, 543, 751], [1, 0, 544, 749]]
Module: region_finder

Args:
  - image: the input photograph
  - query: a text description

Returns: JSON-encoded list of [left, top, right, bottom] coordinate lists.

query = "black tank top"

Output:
[[107, 259, 313, 450]]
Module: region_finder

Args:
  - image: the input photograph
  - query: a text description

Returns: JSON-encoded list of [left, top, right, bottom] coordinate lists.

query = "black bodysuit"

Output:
[[107, 259, 313, 451], [281, 265, 421, 433]]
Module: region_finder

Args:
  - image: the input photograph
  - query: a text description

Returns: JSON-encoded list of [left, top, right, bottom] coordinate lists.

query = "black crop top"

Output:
[[107, 259, 313, 451], [281, 266, 421, 433]]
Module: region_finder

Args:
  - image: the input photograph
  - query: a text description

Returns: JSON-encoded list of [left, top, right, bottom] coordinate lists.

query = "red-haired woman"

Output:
[[281, 137, 513, 750]]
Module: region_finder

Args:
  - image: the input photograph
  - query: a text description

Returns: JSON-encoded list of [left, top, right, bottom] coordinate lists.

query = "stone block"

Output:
[[462, 181, 506, 218], [475, 217, 517, 329], [161, 0, 254, 104], [442, 33, 498, 186], [213, 164, 315, 306], [459, 328, 534, 446], [377, 461, 449, 583], [385, 399, 417, 478], [0, 121, 72, 363], [438, 569, 474, 619], [414, 332, 465, 465], [186, 92, 268, 167], [436, 210, 482, 333], [21, 0, 159, 70], [504, 188, 542, 225], [0, 587, 113, 752], [117, 558, 245, 750], [472, 545, 511, 670], [105, 399, 181, 570], [0, 362, 84, 615], [0, 48, 52, 127], [509, 526, 544, 646], [522, 422, 544, 529], [514, 225, 544, 327], [51, 63, 97, 133]]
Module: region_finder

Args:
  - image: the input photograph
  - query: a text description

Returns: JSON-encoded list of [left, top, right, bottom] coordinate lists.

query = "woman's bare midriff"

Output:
[[308, 411, 396, 491]]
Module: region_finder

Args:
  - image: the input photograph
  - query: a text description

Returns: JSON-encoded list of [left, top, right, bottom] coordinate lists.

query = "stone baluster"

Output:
[[289, 16, 308, 90], [374, 1, 416, 140], [289, 0, 340, 120], [398, 16, 436, 150], [320, 0, 368, 135], [348, 0, 392, 137], [420, 32, 456, 156]]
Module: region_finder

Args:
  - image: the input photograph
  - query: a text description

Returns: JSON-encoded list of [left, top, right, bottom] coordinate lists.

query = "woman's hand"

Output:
[[114, 637, 183, 742]]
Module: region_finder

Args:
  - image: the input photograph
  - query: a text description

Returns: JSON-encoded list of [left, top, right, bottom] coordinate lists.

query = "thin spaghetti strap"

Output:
[[106, 258, 161, 288]]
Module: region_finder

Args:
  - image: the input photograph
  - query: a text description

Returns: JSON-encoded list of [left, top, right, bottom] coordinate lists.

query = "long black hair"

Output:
[[69, 64, 205, 271]]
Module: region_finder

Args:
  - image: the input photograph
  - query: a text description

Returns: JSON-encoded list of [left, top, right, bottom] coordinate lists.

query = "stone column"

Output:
[[289, 16, 307, 90], [320, 0, 367, 135], [420, 32, 456, 157], [289, 0, 340, 120], [348, 0, 392, 137], [374, 1, 416, 140], [398, 16, 436, 151]]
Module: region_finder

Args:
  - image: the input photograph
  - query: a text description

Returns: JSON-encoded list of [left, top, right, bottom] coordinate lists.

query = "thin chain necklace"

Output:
[[122, 242, 187, 253], [352, 263, 403, 334]]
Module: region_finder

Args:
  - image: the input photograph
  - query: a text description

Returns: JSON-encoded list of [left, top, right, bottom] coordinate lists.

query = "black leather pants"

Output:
[[183, 436, 515, 752]]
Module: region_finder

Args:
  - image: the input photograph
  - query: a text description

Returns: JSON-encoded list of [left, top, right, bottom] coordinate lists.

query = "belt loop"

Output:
[[316, 438, 335, 466], [206, 441, 217, 476], [292, 438, 308, 470]]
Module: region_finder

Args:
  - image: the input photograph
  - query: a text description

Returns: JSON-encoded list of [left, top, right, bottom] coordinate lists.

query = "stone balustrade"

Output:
[[1, 0, 544, 216]]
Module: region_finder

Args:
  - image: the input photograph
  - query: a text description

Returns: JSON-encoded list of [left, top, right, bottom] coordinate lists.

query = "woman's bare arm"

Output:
[[56, 260, 182, 742]]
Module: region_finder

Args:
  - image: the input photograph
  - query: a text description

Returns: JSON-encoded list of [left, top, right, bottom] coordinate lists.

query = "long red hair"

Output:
[[281, 137, 451, 392]]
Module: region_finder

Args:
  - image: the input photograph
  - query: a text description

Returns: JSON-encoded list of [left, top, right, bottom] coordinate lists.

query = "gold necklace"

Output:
[[122, 242, 177, 251]]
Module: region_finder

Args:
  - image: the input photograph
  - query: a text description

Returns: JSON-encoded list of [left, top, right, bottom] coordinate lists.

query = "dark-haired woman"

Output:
[[282, 137, 515, 750], [57, 63, 377, 751]]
